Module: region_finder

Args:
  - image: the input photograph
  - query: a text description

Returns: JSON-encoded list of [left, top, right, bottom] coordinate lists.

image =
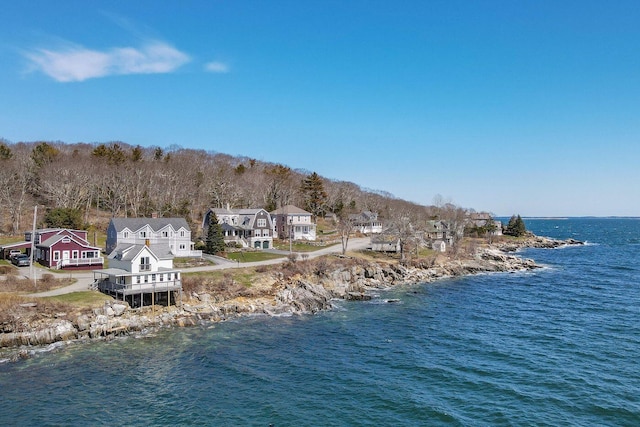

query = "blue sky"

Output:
[[1, 1, 639, 217]]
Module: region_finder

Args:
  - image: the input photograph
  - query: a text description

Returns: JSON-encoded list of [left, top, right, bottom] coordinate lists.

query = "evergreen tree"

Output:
[[205, 212, 225, 254], [0, 142, 12, 160], [301, 172, 327, 218], [505, 214, 527, 237], [44, 208, 83, 229], [31, 142, 59, 167]]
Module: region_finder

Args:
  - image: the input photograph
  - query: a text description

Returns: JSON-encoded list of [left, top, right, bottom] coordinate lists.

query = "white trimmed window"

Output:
[[257, 218, 266, 227]]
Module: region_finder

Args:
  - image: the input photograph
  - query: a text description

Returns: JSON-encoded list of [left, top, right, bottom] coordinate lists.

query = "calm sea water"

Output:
[[1, 218, 639, 426]]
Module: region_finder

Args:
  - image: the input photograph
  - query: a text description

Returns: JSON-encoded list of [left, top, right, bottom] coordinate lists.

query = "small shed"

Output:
[[371, 235, 401, 253]]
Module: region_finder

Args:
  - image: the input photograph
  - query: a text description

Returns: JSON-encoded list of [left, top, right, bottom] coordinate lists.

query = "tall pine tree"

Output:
[[301, 172, 327, 218], [205, 212, 226, 254]]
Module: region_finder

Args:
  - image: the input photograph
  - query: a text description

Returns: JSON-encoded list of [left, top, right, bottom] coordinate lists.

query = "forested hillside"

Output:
[[0, 139, 466, 238]]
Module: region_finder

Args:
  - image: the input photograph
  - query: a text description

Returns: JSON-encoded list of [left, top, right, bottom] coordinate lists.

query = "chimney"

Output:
[[151, 212, 158, 219], [145, 239, 150, 247]]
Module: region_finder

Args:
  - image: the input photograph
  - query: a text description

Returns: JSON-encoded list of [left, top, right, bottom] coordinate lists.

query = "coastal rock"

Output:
[[112, 304, 127, 316], [346, 292, 371, 301], [76, 314, 91, 331], [276, 280, 333, 314], [197, 293, 212, 303]]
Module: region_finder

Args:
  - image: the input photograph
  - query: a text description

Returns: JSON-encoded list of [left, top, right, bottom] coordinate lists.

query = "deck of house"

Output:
[[94, 269, 182, 308]]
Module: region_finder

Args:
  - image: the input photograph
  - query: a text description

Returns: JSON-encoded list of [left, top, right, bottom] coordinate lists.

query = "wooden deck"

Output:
[[97, 279, 182, 308]]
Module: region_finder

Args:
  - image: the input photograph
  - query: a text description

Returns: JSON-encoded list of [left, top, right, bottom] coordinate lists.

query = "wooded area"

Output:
[[0, 139, 469, 240]]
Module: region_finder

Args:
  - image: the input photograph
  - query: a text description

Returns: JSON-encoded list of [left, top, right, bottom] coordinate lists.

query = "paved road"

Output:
[[27, 237, 371, 297]]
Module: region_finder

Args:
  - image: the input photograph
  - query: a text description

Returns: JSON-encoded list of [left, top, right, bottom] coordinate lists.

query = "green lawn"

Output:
[[45, 291, 113, 307], [226, 251, 286, 263]]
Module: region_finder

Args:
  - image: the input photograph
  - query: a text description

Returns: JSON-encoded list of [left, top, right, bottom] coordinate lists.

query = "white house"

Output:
[[203, 207, 274, 249], [94, 243, 182, 308], [349, 211, 383, 234], [270, 205, 317, 241], [106, 217, 201, 257]]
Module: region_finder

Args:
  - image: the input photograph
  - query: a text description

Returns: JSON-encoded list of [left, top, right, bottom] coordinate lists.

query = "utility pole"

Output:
[[30, 205, 37, 290]]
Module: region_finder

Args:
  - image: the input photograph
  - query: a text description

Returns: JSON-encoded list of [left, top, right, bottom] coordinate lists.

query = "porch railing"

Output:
[[56, 257, 105, 270]]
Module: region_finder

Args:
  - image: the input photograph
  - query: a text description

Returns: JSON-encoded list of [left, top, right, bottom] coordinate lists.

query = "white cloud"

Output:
[[205, 61, 230, 73], [25, 41, 190, 82]]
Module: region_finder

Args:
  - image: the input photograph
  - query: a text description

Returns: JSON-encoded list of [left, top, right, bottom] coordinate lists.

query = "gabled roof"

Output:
[[371, 233, 400, 244], [108, 243, 174, 261], [31, 227, 87, 235], [209, 208, 271, 230], [37, 233, 99, 250], [270, 205, 312, 215], [36, 228, 100, 250], [349, 211, 379, 222], [110, 217, 190, 233], [425, 220, 449, 232]]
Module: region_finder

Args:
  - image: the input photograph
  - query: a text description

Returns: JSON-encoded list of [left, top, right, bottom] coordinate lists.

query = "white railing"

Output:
[[56, 257, 105, 269], [98, 279, 182, 294]]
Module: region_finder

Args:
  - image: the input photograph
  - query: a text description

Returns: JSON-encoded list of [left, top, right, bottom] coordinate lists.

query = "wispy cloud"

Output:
[[25, 41, 190, 82], [205, 61, 230, 73]]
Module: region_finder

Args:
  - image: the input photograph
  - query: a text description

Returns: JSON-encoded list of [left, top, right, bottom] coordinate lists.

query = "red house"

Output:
[[28, 228, 104, 270]]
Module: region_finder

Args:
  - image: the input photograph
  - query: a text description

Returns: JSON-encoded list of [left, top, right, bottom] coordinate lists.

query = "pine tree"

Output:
[[301, 172, 327, 218], [505, 214, 527, 237], [205, 212, 225, 254]]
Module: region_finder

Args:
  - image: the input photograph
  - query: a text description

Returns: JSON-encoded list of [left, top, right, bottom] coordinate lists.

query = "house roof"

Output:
[[0, 241, 32, 250], [210, 207, 265, 216], [29, 228, 87, 235], [270, 205, 312, 215], [349, 211, 378, 222], [371, 234, 399, 244], [37, 233, 99, 250], [110, 217, 190, 233], [209, 208, 271, 230], [424, 220, 449, 232], [108, 243, 174, 261]]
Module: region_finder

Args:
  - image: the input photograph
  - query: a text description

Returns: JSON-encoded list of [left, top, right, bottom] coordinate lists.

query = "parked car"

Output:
[[8, 250, 22, 259], [11, 254, 30, 267]]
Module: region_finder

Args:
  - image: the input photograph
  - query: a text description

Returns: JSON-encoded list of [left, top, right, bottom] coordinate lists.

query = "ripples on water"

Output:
[[0, 218, 639, 426]]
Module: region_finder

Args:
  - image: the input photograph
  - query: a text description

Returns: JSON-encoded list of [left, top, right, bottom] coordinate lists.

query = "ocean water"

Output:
[[1, 218, 639, 426]]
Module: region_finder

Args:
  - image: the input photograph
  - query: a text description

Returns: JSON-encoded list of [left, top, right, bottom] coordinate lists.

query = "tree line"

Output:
[[0, 139, 465, 238]]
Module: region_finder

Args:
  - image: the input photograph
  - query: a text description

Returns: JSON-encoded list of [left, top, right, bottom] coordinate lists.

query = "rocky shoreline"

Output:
[[0, 236, 582, 360]]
